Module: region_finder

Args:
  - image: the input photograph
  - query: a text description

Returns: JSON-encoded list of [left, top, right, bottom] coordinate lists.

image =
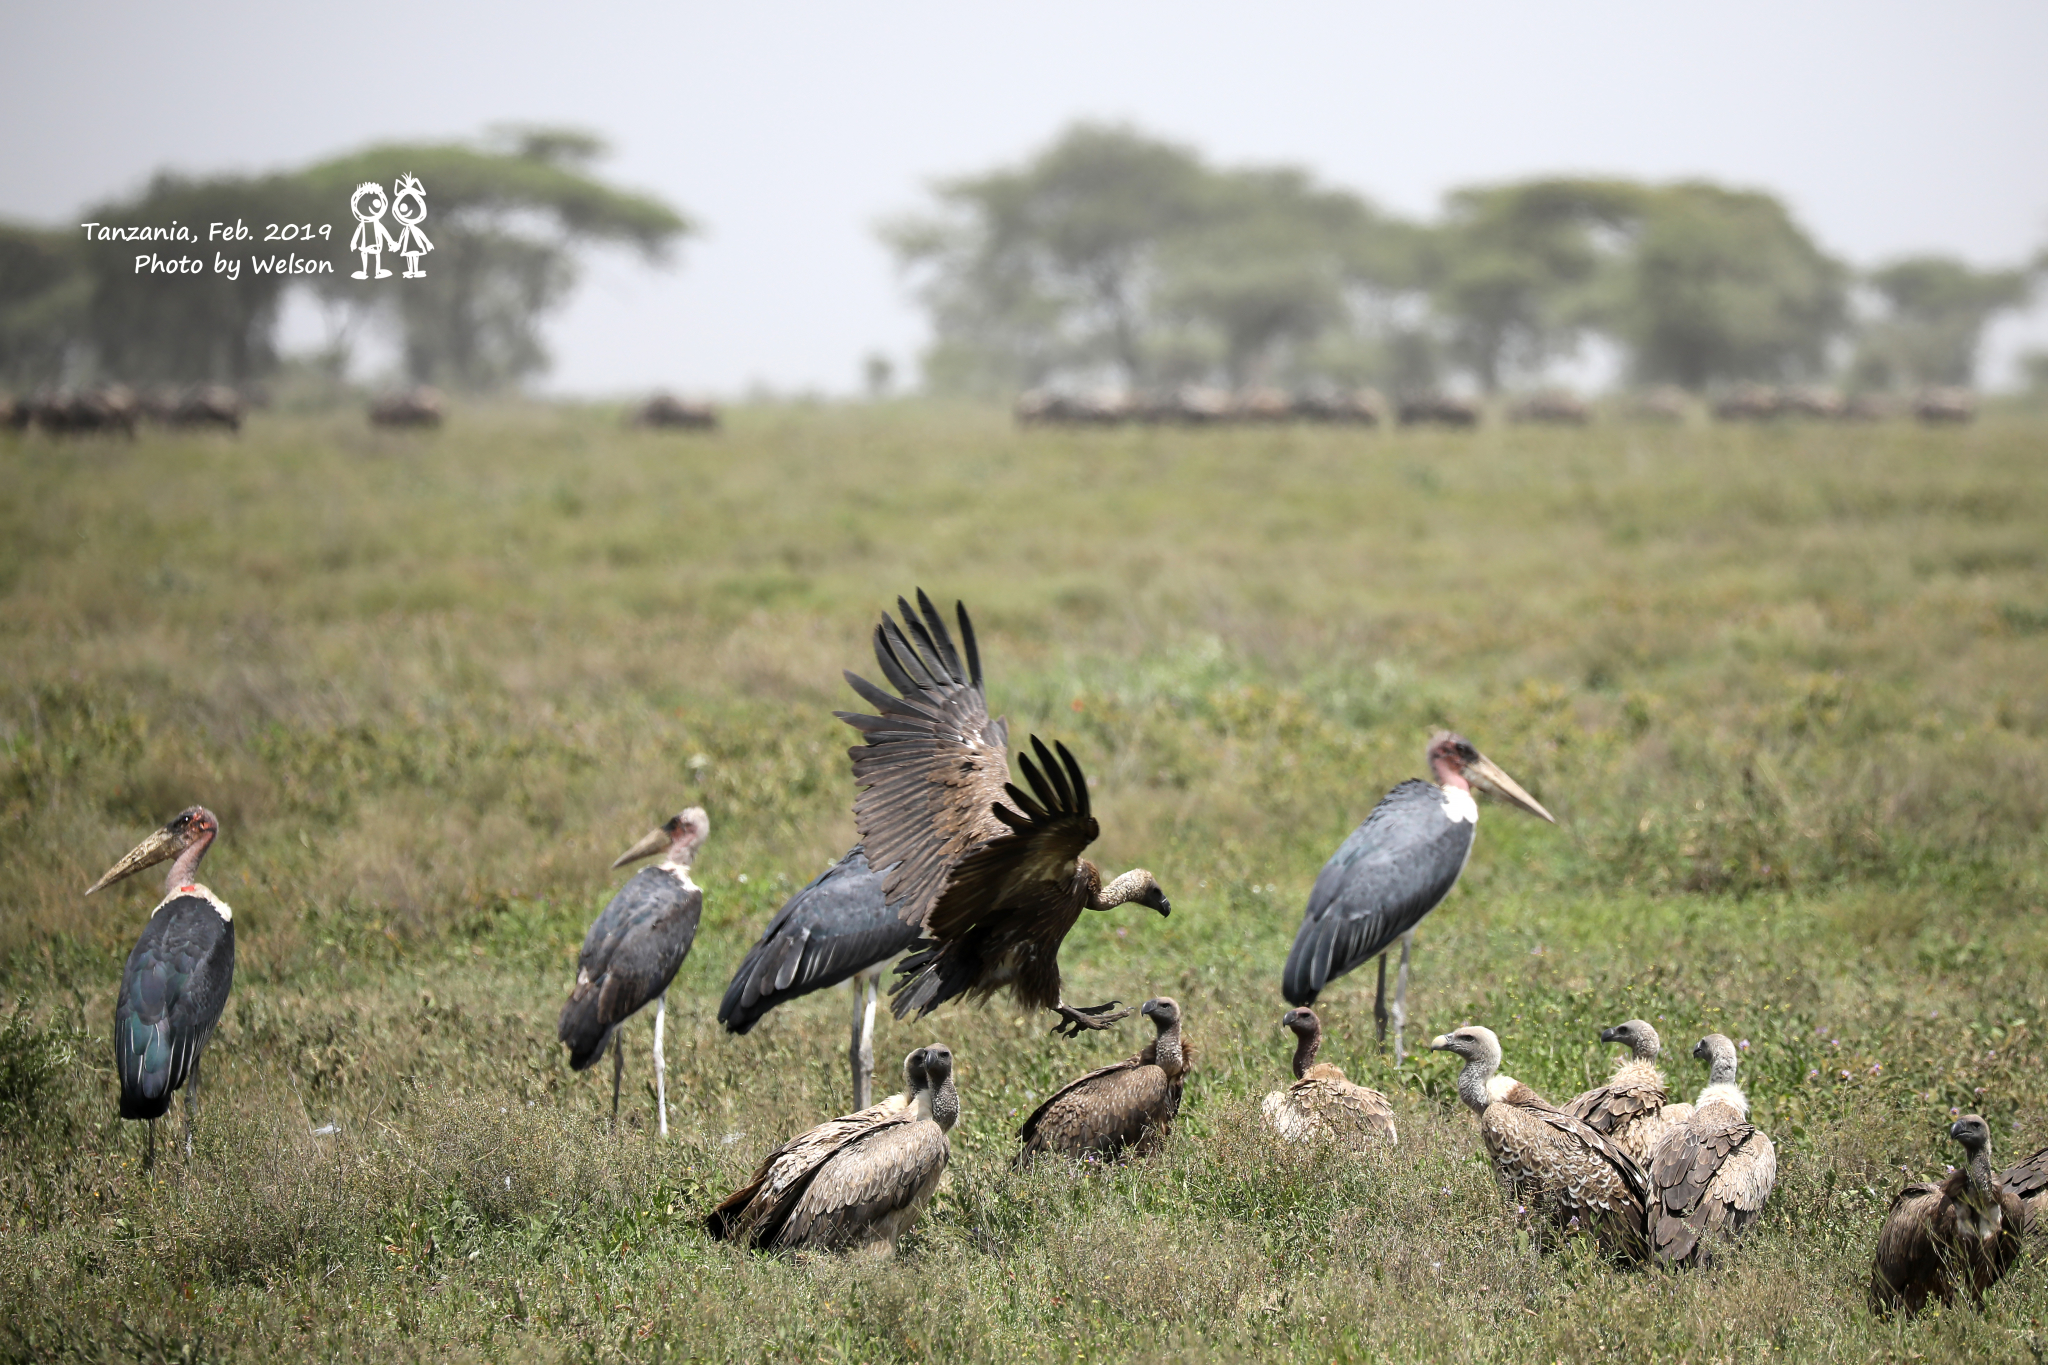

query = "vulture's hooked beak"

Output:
[[85, 825, 181, 895], [1427, 1033, 1457, 1054], [612, 826, 672, 869], [1598, 1025, 1624, 1045], [1465, 755, 1556, 824]]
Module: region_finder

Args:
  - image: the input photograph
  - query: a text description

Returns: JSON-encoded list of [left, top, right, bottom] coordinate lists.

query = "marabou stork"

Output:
[[835, 591, 1172, 1037], [718, 845, 921, 1110], [86, 806, 235, 1169], [558, 809, 707, 1136], [1283, 731, 1554, 1061]]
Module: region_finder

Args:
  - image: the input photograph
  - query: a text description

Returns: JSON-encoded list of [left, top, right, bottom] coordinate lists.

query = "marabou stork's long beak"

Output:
[[1465, 755, 1556, 824], [85, 825, 180, 895], [611, 826, 673, 869]]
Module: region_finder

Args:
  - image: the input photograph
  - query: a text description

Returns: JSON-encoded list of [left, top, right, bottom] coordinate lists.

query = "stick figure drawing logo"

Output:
[[350, 176, 432, 281]]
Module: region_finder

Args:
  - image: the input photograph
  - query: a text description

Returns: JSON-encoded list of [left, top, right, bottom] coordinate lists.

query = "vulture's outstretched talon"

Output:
[[1050, 1000, 1130, 1037]]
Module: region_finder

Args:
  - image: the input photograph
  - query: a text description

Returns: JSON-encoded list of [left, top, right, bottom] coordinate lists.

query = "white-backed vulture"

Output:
[[1430, 1025, 1647, 1259], [835, 592, 1171, 1037], [1016, 997, 1192, 1166], [1566, 1019, 1686, 1166], [1997, 1143, 2048, 1233], [1646, 1033, 1776, 1265], [705, 1047, 932, 1248], [1870, 1114, 2025, 1316], [1261, 1006, 1397, 1147]]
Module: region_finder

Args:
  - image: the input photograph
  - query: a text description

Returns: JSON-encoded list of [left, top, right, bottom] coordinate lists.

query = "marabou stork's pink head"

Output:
[[611, 807, 710, 869], [1425, 731, 1556, 823], [85, 806, 219, 896]]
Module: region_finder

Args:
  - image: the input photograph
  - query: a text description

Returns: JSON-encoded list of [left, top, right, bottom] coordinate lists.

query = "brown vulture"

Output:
[[1566, 1019, 1688, 1166], [1646, 1034, 1776, 1265], [1016, 997, 1192, 1166], [1430, 1025, 1648, 1260], [835, 591, 1171, 1037], [1261, 1006, 1397, 1147], [1997, 1142, 2048, 1233], [1870, 1113, 2025, 1316]]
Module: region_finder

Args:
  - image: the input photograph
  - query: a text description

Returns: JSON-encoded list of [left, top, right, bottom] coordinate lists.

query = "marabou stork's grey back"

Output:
[[559, 809, 708, 1135], [718, 844, 923, 1110], [86, 806, 236, 1167]]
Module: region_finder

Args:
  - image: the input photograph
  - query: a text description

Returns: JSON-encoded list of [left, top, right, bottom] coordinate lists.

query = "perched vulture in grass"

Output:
[[1567, 1019, 1687, 1166], [707, 1046, 955, 1254], [836, 591, 1171, 1037], [1261, 1006, 1397, 1148], [1870, 1113, 2025, 1316], [1997, 1142, 2048, 1233], [1646, 1034, 1776, 1265], [1016, 997, 1192, 1167], [1430, 1025, 1648, 1259]]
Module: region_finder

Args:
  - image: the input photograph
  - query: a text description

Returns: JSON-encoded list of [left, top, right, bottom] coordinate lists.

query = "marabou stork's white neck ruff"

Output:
[[85, 806, 237, 1169]]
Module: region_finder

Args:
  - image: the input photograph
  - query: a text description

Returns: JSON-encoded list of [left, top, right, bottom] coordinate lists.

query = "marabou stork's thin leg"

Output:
[[651, 995, 668, 1139], [610, 1028, 624, 1133], [849, 968, 878, 1111], [184, 1058, 201, 1158], [144, 1118, 157, 1172], [1391, 930, 1414, 1065], [1373, 951, 1389, 1050]]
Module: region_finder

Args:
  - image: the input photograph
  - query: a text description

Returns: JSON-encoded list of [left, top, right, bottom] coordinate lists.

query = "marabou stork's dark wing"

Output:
[[887, 738, 1100, 1019], [835, 592, 1012, 931], [1282, 779, 1476, 1005], [114, 894, 235, 1120], [558, 866, 703, 1070], [718, 846, 920, 1034]]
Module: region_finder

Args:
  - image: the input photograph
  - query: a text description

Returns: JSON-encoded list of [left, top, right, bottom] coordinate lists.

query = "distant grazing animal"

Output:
[[719, 845, 921, 1109], [1232, 387, 1295, 423], [1396, 394, 1480, 428], [1283, 731, 1554, 1062], [1507, 391, 1591, 425], [837, 591, 1171, 1037], [1016, 997, 1192, 1166], [168, 385, 245, 432], [86, 807, 236, 1169], [1, 395, 27, 433], [709, 1044, 958, 1254], [558, 810, 708, 1136], [1711, 385, 1781, 422], [1261, 1006, 1396, 1147], [1914, 387, 1977, 425], [1566, 1020, 1686, 1166], [1997, 1143, 2048, 1233], [1646, 1034, 1776, 1265], [1870, 1114, 2024, 1316], [33, 386, 138, 437], [1780, 386, 1846, 420], [705, 1048, 926, 1245], [1431, 1025, 1648, 1258], [369, 387, 443, 428], [632, 393, 718, 430]]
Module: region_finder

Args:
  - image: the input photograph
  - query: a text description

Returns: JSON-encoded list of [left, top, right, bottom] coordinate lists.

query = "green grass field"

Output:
[[2, 403, 2045, 1363]]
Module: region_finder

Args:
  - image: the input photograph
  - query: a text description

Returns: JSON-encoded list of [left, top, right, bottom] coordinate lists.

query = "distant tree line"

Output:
[[885, 123, 2044, 398], [0, 128, 688, 393]]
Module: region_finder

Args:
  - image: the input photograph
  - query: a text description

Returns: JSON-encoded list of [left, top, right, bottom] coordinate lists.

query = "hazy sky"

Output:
[[5, 1, 2046, 394]]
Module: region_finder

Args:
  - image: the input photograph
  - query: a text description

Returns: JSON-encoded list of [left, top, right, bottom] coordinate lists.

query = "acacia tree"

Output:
[[0, 224, 89, 387], [1854, 255, 2034, 389], [1617, 183, 1847, 388]]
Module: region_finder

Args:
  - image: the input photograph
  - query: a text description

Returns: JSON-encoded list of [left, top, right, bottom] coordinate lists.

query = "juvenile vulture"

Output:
[[1017, 997, 1192, 1167], [836, 592, 1172, 1036], [1284, 731, 1553, 1062], [719, 845, 921, 1109], [558, 809, 708, 1136], [709, 1045, 959, 1255], [1261, 1006, 1397, 1148], [1566, 1019, 1686, 1166], [1997, 1143, 2048, 1232], [87, 807, 236, 1169], [1870, 1114, 2025, 1316], [1646, 1033, 1776, 1265], [1430, 1025, 1647, 1258], [705, 1048, 927, 1246]]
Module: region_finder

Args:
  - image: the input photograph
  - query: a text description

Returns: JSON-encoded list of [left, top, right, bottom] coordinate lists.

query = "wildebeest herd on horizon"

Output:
[[77, 588, 2045, 1315]]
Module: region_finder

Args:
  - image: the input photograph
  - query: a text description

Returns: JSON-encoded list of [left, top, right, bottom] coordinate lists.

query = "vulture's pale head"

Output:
[[1949, 1112, 1992, 1154], [1429, 1025, 1502, 1070], [1140, 997, 1182, 1032], [1600, 1019, 1662, 1061], [1281, 1006, 1322, 1040]]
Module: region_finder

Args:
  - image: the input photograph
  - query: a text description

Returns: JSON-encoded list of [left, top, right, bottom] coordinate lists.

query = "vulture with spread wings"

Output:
[[836, 591, 1172, 1037]]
